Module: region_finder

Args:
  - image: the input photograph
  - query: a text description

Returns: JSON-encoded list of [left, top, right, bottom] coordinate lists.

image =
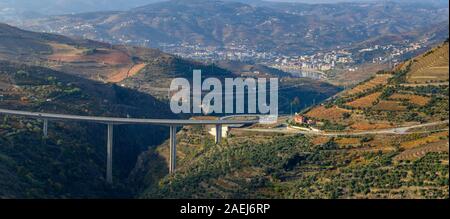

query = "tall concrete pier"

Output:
[[169, 126, 177, 174], [0, 108, 258, 184], [107, 124, 114, 184], [215, 124, 222, 144]]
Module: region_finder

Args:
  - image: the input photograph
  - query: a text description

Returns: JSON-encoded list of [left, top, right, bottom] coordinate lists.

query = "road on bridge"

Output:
[[0, 108, 259, 184]]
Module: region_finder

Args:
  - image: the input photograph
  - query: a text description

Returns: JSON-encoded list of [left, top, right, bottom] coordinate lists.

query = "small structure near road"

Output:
[[293, 113, 316, 125]]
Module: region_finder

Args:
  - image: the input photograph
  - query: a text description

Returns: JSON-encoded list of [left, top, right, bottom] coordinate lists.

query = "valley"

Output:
[[0, 0, 448, 200], [5, 0, 448, 85], [0, 22, 340, 198], [133, 42, 449, 199]]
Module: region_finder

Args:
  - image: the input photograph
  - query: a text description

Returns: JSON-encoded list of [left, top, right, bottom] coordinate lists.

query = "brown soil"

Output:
[[107, 63, 147, 83], [346, 92, 382, 108]]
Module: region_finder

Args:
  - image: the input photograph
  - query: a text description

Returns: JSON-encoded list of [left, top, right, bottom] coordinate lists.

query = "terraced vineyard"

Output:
[[305, 106, 351, 122], [346, 92, 382, 108], [135, 126, 449, 199], [389, 93, 431, 106], [345, 74, 392, 96], [303, 41, 449, 131], [405, 42, 449, 83]]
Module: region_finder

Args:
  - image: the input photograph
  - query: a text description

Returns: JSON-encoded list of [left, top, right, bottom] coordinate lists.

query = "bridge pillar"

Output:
[[43, 119, 48, 138], [215, 124, 222, 144], [169, 126, 177, 174], [106, 123, 113, 184]]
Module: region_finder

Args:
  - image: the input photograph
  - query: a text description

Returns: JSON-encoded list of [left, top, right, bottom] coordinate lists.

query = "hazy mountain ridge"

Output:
[[0, 0, 163, 16], [13, 0, 449, 55], [0, 22, 341, 113]]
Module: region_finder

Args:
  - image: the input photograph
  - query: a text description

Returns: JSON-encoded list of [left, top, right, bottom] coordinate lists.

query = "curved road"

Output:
[[239, 120, 449, 136]]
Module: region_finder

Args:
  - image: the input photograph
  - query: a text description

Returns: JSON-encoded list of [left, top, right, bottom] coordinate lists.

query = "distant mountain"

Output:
[[0, 0, 164, 16], [0, 0, 262, 20], [0, 22, 341, 113], [14, 0, 449, 55]]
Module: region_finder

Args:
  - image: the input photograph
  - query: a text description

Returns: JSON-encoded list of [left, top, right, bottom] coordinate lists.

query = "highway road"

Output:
[[0, 109, 258, 126], [1, 108, 448, 183], [238, 120, 449, 136]]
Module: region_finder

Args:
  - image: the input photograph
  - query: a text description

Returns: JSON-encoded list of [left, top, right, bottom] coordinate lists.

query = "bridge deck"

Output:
[[0, 109, 258, 126], [0, 108, 259, 183]]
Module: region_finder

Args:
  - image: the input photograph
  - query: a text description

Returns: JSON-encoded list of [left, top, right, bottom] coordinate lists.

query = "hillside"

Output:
[[0, 0, 161, 16], [133, 123, 448, 199], [0, 22, 343, 197], [13, 0, 449, 55], [0, 23, 341, 113], [0, 22, 167, 83], [132, 41, 449, 199], [0, 22, 240, 95], [0, 61, 177, 198], [304, 41, 449, 132]]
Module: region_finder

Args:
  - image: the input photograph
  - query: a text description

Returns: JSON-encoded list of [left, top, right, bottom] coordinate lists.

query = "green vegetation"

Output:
[[82, 48, 98, 55], [321, 120, 346, 131], [140, 130, 449, 199], [0, 61, 173, 198]]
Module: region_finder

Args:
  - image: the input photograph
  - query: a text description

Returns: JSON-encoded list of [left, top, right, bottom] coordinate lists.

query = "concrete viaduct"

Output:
[[0, 109, 258, 184]]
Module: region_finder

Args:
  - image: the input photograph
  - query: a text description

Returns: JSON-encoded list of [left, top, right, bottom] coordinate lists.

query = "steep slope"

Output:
[[0, 23, 342, 113], [0, 22, 163, 83], [0, 23, 235, 97], [0, 23, 342, 197], [0, 61, 175, 198], [304, 41, 449, 131], [133, 121, 448, 199]]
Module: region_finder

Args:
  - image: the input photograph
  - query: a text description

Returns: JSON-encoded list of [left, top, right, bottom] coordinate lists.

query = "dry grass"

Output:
[[108, 63, 147, 82], [48, 43, 84, 56], [336, 138, 361, 145], [401, 131, 449, 149], [345, 74, 391, 96], [406, 43, 449, 83], [305, 105, 352, 121], [351, 121, 394, 130], [346, 92, 381, 108], [395, 140, 449, 161], [49, 47, 131, 65], [311, 136, 331, 145], [389, 93, 430, 106], [372, 100, 406, 111]]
